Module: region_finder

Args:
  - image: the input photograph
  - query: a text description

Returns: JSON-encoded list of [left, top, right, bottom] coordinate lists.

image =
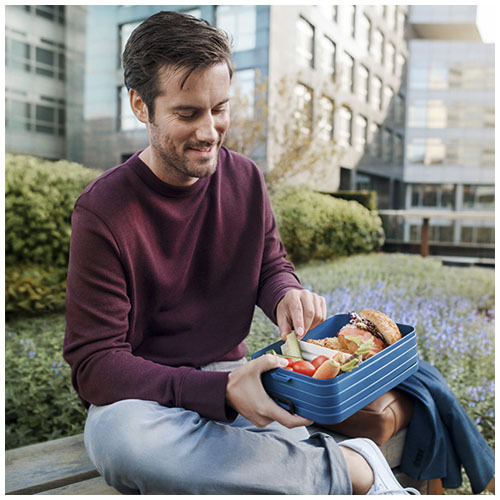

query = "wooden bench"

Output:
[[6, 429, 428, 495], [5, 434, 120, 495]]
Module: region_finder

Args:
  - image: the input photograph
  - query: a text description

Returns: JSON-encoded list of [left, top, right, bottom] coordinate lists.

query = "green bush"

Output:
[[5, 154, 100, 316], [271, 187, 384, 264], [5, 314, 87, 450], [6, 264, 68, 316], [6, 154, 100, 267], [328, 190, 378, 211]]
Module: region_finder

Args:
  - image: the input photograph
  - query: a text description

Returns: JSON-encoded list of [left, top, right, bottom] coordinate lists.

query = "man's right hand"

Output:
[[225, 354, 313, 429]]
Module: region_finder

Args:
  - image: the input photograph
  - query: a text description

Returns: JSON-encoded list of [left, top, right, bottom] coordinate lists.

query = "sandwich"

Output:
[[307, 309, 402, 361]]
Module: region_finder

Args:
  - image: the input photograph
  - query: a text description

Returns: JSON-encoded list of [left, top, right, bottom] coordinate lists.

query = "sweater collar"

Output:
[[129, 150, 212, 198]]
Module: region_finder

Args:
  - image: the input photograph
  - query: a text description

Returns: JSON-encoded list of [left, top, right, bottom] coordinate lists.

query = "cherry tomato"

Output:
[[283, 357, 296, 365], [282, 365, 294, 371], [292, 360, 316, 377], [311, 355, 329, 370]]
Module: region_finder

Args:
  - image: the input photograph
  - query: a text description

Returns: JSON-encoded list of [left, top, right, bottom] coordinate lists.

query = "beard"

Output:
[[149, 123, 225, 184]]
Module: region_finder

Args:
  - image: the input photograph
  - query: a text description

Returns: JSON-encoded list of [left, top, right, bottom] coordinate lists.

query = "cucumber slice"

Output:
[[281, 331, 303, 359]]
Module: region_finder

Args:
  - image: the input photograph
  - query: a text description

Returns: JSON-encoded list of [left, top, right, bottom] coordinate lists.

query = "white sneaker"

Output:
[[339, 438, 421, 495]]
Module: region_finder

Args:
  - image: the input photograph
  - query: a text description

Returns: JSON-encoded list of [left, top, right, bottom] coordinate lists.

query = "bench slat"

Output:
[[6, 434, 100, 495], [37, 476, 120, 495]]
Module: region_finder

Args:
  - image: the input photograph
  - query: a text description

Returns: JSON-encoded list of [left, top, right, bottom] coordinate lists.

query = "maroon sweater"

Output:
[[63, 148, 302, 422]]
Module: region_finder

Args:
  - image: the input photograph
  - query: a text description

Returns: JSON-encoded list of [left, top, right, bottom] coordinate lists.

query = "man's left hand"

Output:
[[276, 289, 326, 340]]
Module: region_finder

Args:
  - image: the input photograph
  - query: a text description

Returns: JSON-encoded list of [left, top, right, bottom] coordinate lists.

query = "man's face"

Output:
[[145, 63, 231, 186]]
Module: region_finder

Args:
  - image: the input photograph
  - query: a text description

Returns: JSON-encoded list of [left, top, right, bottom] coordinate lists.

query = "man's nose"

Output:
[[195, 113, 218, 143]]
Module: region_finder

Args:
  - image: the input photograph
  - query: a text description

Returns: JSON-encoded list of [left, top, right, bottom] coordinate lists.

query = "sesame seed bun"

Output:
[[359, 309, 401, 345]]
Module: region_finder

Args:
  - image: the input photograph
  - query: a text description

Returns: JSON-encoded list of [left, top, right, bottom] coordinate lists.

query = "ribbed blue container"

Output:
[[251, 313, 418, 424]]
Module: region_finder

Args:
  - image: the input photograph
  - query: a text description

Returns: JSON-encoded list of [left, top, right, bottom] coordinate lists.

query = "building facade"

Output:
[[396, 5, 495, 252], [5, 5, 86, 162]]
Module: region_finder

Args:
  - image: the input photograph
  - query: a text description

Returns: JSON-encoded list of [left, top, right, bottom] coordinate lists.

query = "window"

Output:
[[345, 5, 356, 38], [427, 100, 447, 128], [294, 83, 313, 135], [318, 96, 334, 141], [463, 185, 495, 210], [296, 16, 315, 69], [461, 226, 494, 245], [356, 65, 369, 102], [394, 134, 403, 164], [7, 37, 64, 80], [385, 43, 395, 74], [411, 184, 456, 209], [6, 39, 31, 71], [428, 64, 448, 90], [382, 128, 392, 162], [369, 123, 382, 157], [394, 93, 405, 127], [216, 5, 256, 52], [320, 36, 336, 79], [358, 14, 370, 53], [395, 53, 406, 79], [231, 68, 256, 119], [119, 86, 143, 131], [371, 29, 383, 64], [342, 52, 355, 93], [6, 99, 31, 131], [34, 5, 65, 24], [338, 106, 352, 147], [383, 86, 393, 113], [355, 115, 367, 151], [7, 97, 66, 136], [371, 76, 382, 111]]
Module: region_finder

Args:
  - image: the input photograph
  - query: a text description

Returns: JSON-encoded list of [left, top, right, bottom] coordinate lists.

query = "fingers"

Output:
[[277, 289, 327, 340]]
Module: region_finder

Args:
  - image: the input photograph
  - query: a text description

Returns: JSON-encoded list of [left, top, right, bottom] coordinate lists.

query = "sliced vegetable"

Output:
[[281, 331, 303, 359], [339, 358, 360, 372], [313, 359, 341, 379]]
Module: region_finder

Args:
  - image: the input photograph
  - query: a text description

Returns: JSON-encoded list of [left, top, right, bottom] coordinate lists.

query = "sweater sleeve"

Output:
[[256, 177, 303, 323], [63, 205, 236, 422]]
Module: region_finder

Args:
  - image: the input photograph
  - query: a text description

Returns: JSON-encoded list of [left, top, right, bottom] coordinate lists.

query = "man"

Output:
[[63, 11, 418, 495]]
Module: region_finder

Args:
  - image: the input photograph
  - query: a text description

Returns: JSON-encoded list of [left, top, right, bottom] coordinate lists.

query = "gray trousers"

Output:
[[84, 359, 352, 495]]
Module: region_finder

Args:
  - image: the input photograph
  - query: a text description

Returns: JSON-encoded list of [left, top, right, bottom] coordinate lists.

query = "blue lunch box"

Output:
[[251, 313, 418, 425]]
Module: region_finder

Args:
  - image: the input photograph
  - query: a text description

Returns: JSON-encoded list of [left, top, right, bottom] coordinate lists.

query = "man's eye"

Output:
[[178, 112, 196, 120]]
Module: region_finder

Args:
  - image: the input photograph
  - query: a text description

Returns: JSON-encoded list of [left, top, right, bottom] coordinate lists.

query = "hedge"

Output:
[[271, 187, 384, 264], [6, 154, 100, 316], [328, 190, 378, 211]]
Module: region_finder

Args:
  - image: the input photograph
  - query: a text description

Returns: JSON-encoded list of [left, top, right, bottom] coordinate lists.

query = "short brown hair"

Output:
[[122, 10, 233, 120]]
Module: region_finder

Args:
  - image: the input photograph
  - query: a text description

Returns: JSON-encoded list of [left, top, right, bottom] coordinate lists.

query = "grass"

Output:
[[6, 253, 494, 493]]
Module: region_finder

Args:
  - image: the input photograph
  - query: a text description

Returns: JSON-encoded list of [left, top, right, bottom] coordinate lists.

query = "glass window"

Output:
[[296, 16, 315, 69], [477, 227, 494, 244], [216, 5, 256, 52], [408, 100, 426, 127], [119, 86, 143, 131], [231, 68, 256, 119], [369, 123, 382, 157], [394, 93, 405, 127], [409, 65, 429, 90], [427, 100, 447, 128], [6, 99, 31, 130], [342, 52, 354, 92], [407, 139, 426, 164], [356, 65, 369, 102], [320, 36, 336, 78], [371, 76, 382, 111], [382, 128, 392, 162], [394, 134, 403, 164], [318, 96, 334, 141], [35, 5, 65, 24], [385, 42, 395, 74], [355, 115, 367, 151], [371, 29, 383, 64], [357, 14, 370, 53], [294, 83, 313, 135], [428, 64, 448, 90], [7, 39, 31, 71], [383, 86, 393, 112], [463, 185, 495, 210], [395, 53, 406, 79], [338, 106, 352, 147]]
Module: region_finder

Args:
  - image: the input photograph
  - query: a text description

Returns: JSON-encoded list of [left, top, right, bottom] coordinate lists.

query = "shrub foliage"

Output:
[[5, 154, 100, 315], [272, 187, 385, 264]]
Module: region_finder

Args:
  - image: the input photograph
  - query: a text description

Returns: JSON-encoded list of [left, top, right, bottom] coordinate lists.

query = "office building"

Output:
[[82, 5, 408, 200], [5, 5, 86, 162], [395, 5, 495, 253]]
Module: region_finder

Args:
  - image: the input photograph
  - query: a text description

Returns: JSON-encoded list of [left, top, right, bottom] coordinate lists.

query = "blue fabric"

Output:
[[397, 359, 494, 493]]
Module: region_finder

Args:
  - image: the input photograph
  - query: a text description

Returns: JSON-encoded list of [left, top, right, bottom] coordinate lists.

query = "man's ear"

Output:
[[129, 89, 150, 124]]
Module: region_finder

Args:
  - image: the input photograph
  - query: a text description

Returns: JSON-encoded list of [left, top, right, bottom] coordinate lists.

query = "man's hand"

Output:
[[276, 288, 326, 340], [226, 355, 313, 428]]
